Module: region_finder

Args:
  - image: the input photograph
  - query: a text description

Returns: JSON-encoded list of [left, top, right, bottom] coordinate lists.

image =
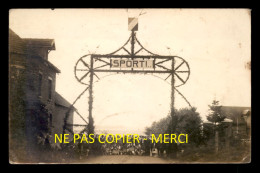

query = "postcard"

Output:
[[9, 8, 251, 164]]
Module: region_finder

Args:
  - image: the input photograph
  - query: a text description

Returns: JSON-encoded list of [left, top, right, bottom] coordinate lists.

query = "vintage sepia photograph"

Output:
[[9, 8, 251, 164]]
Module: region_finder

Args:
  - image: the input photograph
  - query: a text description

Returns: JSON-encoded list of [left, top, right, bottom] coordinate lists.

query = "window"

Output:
[[10, 65, 25, 79], [48, 79, 52, 100], [38, 73, 42, 96]]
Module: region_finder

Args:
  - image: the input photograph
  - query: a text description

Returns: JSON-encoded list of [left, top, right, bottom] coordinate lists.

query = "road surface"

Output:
[[80, 155, 178, 164]]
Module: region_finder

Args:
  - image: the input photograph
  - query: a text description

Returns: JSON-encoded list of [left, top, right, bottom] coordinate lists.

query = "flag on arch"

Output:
[[128, 17, 138, 31]]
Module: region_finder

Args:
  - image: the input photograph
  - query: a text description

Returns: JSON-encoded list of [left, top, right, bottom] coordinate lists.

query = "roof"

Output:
[[9, 29, 26, 54], [203, 118, 233, 124], [9, 29, 56, 54], [45, 60, 61, 73], [23, 38, 55, 50], [55, 92, 75, 109], [242, 109, 250, 115], [222, 118, 233, 123], [9, 29, 60, 73]]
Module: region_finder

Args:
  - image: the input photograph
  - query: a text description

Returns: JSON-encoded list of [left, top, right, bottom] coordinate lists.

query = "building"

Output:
[[202, 105, 251, 152], [53, 92, 74, 142], [221, 106, 251, 139], [203, 106, 251, 137], [9, 29, 74, 160]]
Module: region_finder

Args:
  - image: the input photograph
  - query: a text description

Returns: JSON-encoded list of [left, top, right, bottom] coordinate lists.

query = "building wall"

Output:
[[26, 55, 56, 111], [10, 52, 57, 112], [51, 104, 74, 143], [29, 47, 48, 60], [10, 49, 57, 145]]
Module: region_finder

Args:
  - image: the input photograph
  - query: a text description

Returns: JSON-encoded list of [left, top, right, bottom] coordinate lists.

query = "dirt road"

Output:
[[80, 155, 177, 164]]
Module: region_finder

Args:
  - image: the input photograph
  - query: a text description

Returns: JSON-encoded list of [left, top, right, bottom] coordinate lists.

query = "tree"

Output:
[[206, 100, 226, 125], [175, 108, 203, 146], [206, 99, 226, 153], [145, 107, 204, 158], [145, 107, 203, 146], [9, 67, 27, 161], [145, 116, 171, 136]]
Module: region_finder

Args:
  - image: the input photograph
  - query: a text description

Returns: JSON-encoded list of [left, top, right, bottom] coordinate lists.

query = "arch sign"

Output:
[[63, 18, 191, 135]]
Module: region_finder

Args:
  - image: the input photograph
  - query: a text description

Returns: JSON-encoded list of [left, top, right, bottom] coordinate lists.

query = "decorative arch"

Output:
[[63, 31, 191, 135]]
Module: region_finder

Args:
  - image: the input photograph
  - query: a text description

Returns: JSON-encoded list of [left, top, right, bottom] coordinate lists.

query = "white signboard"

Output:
[[111, 58, 154, 69]]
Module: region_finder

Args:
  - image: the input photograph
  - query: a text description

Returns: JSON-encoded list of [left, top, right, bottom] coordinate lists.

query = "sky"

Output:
[[9, 9, 251, 135]]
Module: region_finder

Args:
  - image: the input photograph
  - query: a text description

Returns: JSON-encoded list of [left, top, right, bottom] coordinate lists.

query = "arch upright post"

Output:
[[171, 58, 175, 132], [88, 55, 94, 134]]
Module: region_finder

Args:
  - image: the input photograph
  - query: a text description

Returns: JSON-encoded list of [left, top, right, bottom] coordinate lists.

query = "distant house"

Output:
[[221, 106, 251, 139], [9, 29, 74, 153], [202, 106, 251, 140]]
